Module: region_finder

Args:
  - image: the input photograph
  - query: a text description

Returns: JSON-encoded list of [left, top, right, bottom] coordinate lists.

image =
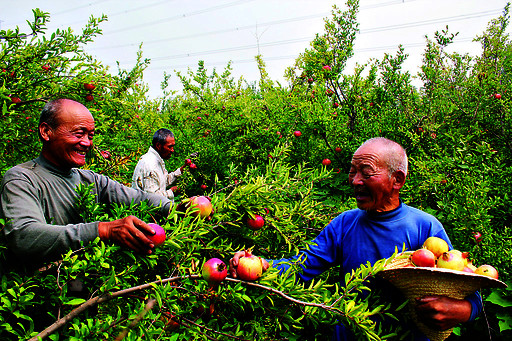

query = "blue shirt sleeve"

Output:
[[273, 221, 341, 281]]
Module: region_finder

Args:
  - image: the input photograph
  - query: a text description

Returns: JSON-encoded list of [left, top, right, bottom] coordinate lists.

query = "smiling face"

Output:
[[39, 100, 95, 170], [348, 140, 405, 212]]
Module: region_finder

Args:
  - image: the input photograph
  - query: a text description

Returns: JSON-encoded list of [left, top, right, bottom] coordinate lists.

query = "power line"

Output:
[[49, 0, 111, 16], [95, 0, 408, 40], [107, 7, 498, 65], [141, 36, 476, 71], [86, 7, 501, 58], [361, 9, 502, 34], [106, 0, 257, 36]]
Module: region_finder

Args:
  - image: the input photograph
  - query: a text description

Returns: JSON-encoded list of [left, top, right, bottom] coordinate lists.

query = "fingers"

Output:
[[415, 296, 440, 305], [261, 258, 270, 271], [229, 251, 245, 277], [107, 216, 155, 254]]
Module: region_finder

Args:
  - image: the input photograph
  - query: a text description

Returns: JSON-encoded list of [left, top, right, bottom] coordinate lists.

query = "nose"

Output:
[[349, 173, 364, 186], [80, 135, 93, 148]]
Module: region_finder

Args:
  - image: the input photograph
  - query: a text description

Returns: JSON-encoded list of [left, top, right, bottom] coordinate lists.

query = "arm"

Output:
[[166, 167, 182, 186], [135, 169, 174, 199], [271, 221, 342, 281], [415, 294, 478, 330], [0, 176, 98, 262]]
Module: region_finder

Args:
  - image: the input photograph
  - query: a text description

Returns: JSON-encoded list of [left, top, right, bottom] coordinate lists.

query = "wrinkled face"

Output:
[[157, 136, 175, 160], [348, 143, 398, 212], [41, 101, 95, 169]]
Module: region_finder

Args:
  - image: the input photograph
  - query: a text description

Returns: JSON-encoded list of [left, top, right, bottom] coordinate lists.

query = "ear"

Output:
[[393, 170, 406, 190], [39, 122, 53, 142]]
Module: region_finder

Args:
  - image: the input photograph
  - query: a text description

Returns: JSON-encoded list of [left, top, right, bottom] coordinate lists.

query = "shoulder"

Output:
[[403, 204, 440, 223], [136, 151, 158, 168], [328, 208, 363, 230], [2, 160, 40, 184]]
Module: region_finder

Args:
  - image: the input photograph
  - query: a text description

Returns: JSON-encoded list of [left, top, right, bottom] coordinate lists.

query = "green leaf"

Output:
[[65, 298, 86, 306]]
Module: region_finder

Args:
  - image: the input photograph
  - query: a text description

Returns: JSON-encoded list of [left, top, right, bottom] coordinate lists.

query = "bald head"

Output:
[[39, 99, 92, 138], [356, 137, 408, 177]]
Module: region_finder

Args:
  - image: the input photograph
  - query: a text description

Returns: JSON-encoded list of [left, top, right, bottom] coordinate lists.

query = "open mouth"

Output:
[[353, 189, 370, 201]]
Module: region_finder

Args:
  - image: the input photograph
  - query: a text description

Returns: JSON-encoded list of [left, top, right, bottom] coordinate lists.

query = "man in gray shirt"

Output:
[[0, 98, 170, 266]]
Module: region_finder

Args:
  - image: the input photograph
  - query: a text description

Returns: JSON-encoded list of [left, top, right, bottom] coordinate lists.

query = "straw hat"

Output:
[[378, 254, 507, 341]]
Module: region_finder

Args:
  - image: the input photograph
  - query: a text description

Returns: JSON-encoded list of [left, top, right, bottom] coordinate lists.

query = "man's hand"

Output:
[[229, 250, 270, 278], [98, 216, 156, 254], [415, 295, 472, 331]]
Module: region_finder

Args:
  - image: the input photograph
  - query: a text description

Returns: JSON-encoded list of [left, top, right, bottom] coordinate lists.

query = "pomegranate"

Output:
[[202, 258, 228, 286], [146, 223, 166, 246], [247, 215, 265, 230], [293, 130, 302, 137], [475, 265, 499, 279], [422, 236, 449, 258], [448, 249, 470, 266], [189, 196, 213, 218], [322, 159, 331, 166], [436, 251, 465, 271], [410, 248, 436, 267], [237, 250, 263, 281], [466, 260, 477, 272], [473, 231, 482, 244], [462, 266, 475, 273], [83, 83, 96, 91]]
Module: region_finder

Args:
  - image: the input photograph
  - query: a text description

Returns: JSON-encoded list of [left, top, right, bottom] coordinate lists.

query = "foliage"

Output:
[[1, 0, 512, 340], [0, 149, 399, 340]]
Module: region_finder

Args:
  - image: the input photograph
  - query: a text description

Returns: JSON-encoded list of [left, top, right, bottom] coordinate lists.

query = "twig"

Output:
[[114, 298, 156, 341], [31, 272, 350, 340], [224, 277, 345, 316], [28, 274, 200, 341]]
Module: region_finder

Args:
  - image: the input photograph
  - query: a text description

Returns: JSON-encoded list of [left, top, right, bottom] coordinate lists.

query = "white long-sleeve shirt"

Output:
[[131, 147, 182, 201]]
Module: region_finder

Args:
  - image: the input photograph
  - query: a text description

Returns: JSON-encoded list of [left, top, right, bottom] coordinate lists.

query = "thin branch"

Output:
[[114, 298, 156, 341], [28, 274, 201, 341]]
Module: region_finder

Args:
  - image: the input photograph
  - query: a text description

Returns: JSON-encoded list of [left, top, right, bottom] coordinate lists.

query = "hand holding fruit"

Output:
[[98, 216, 160, 254], [415, 295, 472, 331], [229, 250, 270, 280]]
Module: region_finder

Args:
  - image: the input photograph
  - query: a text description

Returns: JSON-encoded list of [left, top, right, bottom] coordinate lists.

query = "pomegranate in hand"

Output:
[[146, 223, 166, 246], [237, 250, 264, 281]]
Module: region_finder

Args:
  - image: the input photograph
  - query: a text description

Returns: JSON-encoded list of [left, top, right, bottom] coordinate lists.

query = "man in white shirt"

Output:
[[132, 129, 187, 202]]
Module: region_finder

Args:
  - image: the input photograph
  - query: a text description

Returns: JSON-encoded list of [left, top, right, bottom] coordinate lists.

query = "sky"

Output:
[[3, 0, 511, 99]]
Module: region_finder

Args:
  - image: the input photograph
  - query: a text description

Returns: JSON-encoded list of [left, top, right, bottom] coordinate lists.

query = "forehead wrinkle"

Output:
[[351, 152, 381, 168]]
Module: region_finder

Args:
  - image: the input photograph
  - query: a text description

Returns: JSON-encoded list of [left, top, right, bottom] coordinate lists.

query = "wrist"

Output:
[[98, 222, 111, 241]]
